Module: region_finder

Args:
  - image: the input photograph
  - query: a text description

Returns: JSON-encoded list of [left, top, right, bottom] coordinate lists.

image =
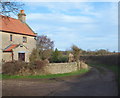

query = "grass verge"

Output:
[[2, 68, 89, 79]]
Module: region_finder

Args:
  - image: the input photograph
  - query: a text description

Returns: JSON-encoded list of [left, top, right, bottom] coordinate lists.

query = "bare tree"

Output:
[[0, 0, 24, 16], [37, 35, 54, 60]]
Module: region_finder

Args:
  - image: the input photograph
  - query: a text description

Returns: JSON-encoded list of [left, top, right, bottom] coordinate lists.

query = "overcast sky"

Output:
[[18, 1, 118, 52]]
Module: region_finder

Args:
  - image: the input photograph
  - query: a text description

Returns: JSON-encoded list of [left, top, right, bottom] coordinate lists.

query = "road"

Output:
[[2, 66, 118, 96]]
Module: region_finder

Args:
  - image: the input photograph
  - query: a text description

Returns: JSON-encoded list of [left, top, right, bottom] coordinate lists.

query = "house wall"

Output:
[[2, 52, 12, 62], [2, 31, 36, 62], [13, 45, 30, 62]]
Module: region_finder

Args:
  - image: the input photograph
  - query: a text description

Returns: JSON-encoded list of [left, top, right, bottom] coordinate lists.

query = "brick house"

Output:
[[0, 10, 36, 63]]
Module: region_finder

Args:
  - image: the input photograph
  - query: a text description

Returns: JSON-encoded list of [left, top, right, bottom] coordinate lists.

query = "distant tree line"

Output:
[[30, 35, 117, 64]]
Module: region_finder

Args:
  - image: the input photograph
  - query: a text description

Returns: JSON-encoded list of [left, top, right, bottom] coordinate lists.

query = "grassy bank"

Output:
[[2, 68, 89, 79], [81, 54, 119, 87], [81, 55, 118, 74], [85, 59, 119, 87], [88, 63, 118, 74]]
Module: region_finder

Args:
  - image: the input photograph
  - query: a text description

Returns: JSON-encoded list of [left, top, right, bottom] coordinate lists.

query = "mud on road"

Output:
[[2, 66, 118, 96]]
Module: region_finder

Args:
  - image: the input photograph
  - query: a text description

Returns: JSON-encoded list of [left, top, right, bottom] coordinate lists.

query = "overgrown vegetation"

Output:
[[2, 60, 48, 76], [29, 48, 39, 63], [31, 60, 48, 70], [2, 68, 89, 79], [71, 45, 83, 70], [71, 45, 82, 62], [50, 48, 68, 63], [2, 61, 28, 75], [30, 35, 54, 62]]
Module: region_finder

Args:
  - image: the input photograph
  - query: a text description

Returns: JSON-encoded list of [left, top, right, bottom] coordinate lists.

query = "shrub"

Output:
[[2, 60, 48, 75], [49, 48, 68, 63], [32, 60, 48, 70], [2, 61, 28, 75], [58, 56, 68, 63], [29, 48, 40, 63], [50, 48, 60, 63], [50, 55, 68, 63]]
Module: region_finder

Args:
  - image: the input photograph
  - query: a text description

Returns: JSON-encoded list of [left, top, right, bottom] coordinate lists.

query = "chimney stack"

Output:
[[18, 10, 26, 23]]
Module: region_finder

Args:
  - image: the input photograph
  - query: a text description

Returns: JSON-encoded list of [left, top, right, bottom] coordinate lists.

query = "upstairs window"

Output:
[[10, 35, 12, 41], [23, 37, 27, 43]]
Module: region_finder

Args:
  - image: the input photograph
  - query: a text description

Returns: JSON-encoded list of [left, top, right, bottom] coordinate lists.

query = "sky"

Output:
[[15, 1, 118, 52]]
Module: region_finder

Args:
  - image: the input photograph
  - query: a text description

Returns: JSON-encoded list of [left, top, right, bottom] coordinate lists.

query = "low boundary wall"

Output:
[[44, 62, 78, 74]]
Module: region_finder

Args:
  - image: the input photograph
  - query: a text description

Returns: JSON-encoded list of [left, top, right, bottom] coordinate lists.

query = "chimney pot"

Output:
[[20, 10, 24, 13]]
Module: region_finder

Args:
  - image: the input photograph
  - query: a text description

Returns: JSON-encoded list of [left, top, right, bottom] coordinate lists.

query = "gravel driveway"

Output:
[[2, 66, 118, 96]]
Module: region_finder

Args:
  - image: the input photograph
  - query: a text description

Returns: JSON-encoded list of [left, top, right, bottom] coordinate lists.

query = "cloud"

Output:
[[21, 0, 118, 2], [26, 2, 101, 17], [25, 2, 118, 51], [27, 13, 95, 24]]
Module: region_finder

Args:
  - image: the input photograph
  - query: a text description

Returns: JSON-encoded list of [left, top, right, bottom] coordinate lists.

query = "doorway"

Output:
[[18, 53, 25, 61]]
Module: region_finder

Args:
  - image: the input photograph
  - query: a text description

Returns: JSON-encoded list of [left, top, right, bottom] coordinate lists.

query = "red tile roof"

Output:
[[3, 44, 19, 52], [0, 15, 36, 36]]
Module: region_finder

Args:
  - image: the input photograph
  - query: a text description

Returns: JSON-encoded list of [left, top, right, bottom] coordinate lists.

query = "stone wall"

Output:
[[2, 62, 88, 76], [44, 62, 78, 74]]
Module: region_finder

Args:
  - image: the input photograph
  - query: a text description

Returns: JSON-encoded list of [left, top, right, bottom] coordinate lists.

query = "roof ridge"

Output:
[[0, 15, 18, 20]]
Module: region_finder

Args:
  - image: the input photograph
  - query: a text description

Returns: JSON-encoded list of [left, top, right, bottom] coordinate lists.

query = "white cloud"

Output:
[[21, 0, 119, 2], [26, 2, 101, 17], [27, 13, 95, 24], [61, 15, 94, 23], [25, 2, 118, 51]]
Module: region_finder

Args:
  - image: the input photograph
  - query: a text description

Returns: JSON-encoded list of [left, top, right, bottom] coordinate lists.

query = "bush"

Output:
[[2, 61, 28, 75], [50, 48, 60, 63], [2, 60, 48, 75], [29, 48, 40, 63], [32, 60, 48, 70], [50, 55, 68, 63], [58, 56, 68, 63]]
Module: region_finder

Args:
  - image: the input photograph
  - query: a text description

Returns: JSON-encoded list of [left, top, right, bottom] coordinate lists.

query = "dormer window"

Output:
[[10, 35, 12, 41], [23, 37, 27, 43]]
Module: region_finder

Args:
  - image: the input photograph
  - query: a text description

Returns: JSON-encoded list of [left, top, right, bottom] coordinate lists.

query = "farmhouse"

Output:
[[0, 10, 36, 63]]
